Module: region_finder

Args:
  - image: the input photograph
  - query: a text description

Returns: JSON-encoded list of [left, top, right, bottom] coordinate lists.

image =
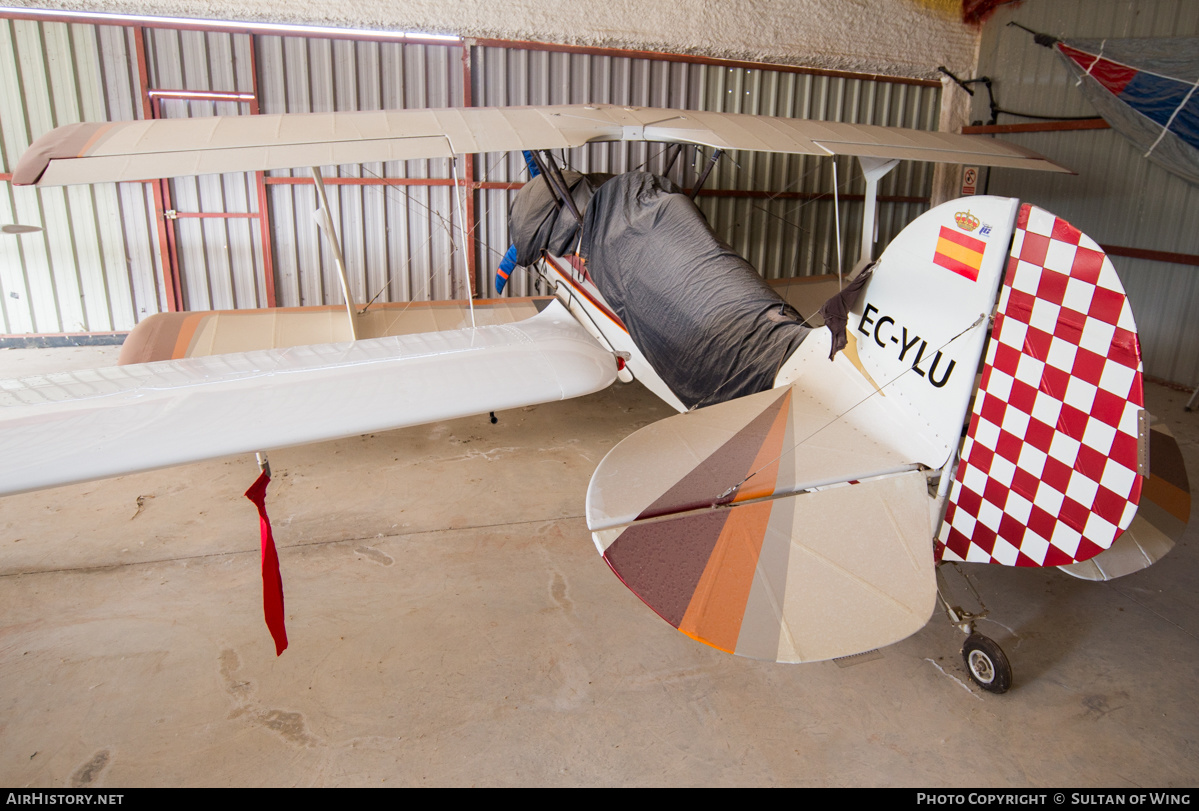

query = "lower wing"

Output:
[[0, 300, 617, 496]]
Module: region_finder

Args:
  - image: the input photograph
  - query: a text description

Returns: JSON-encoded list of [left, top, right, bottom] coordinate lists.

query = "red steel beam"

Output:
[[1101, 244, 1199, 268], [962, 119, 1109, 135], [470, 37, 941, 88], [246, 33, 277, 308], [170, 212, 260, 219], [263, 177, 456, 187], [262, 177, 926, 205], [134, 27, 183, 313], [148, 89, 256, 101], [691, 189, 928, 203]]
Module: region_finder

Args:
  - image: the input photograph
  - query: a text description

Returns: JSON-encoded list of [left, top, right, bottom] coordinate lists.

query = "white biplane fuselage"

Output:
[[541, 252, 685, 411], [1, 104, 1189, 693]]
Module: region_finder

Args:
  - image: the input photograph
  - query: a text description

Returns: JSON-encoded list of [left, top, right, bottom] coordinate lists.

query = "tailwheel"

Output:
[[962, 633, 1012, 694]]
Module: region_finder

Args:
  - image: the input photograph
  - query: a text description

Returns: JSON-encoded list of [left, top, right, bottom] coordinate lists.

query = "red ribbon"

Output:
[[244, 471, 288, 656]]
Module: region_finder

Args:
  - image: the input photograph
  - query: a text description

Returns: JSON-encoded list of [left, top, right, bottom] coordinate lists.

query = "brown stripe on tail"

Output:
[[603, 388, 792, 636], [634, 388, 792, 520], [1144, 426, 1191, 525]]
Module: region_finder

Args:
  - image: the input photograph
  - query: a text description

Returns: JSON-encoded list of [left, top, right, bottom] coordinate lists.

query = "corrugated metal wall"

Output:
[[144, 28, 263, 312], [0, 20, 164, 334], [257, 37, 467, 308], [0, 13, 942, 334], [976, 1, 1199, 386]]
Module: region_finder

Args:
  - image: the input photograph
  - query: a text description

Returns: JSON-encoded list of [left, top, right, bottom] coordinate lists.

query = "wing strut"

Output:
[[310, 166, 359, 340], [689, 148, 724, 200], [530, 150, 584, 226], [858, 157, 900, 263]]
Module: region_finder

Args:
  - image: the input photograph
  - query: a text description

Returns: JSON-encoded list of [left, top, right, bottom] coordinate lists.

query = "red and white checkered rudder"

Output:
[[937, 204, 1145, 567]]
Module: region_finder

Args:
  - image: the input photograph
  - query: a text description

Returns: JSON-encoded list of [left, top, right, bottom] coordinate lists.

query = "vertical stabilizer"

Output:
[[778, 196, 1019, 469]]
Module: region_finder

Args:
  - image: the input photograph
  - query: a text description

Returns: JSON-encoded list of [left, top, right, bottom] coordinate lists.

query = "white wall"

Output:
[[9, 0, 980, 77]]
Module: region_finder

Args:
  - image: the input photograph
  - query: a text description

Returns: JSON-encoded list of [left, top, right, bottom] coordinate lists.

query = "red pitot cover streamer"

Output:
[[244, 471, 288, 655]]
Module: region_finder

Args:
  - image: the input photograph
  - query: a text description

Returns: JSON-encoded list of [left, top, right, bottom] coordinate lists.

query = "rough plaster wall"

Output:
[[929, 80, 975, 205], [10, 0, 980, 78]]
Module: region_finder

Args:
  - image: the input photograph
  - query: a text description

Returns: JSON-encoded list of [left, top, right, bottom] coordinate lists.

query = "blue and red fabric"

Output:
[[1058, 42, 1199, 152], [496, 244, 517, 294], [1049, 36, 1199, 185]]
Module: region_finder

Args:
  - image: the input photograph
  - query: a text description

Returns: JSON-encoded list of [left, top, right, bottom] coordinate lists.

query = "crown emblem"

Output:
[[955, 210, 980, 231]]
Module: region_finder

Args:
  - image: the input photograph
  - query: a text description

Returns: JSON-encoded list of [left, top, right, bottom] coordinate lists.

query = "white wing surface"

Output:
[[14, 104, 1069, 187], [0, 301, 616, 496]]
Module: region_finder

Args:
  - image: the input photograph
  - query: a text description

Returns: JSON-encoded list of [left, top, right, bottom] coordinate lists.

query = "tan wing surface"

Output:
[[14, 104, 1070, 187]]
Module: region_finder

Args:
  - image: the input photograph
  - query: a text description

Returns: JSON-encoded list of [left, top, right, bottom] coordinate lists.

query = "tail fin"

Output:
[[847, 197, 1019, 464], [777, 196, 1020, 468]]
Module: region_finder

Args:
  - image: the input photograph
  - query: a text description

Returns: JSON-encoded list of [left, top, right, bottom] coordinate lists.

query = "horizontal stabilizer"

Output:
[[588, 382, 938, 662], [1060, 422, 1190, 580], [598, 470, 936, 663], [587, 373, 928, 533], [0, 300, 616, 496], [15, 104, 1070, 187]]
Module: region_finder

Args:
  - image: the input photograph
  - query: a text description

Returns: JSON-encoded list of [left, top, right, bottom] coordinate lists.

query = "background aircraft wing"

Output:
[[14, 104, 1069, 187], [0, 300, 616, 496]]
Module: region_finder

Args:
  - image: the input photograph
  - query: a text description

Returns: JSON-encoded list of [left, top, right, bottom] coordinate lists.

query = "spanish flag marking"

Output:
[[933, 226, 986, 282]]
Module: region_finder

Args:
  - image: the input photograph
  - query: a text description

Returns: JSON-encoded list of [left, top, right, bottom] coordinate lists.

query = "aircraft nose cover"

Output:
[[576, 172, 812, 409], [938, 204, 1146, 566]]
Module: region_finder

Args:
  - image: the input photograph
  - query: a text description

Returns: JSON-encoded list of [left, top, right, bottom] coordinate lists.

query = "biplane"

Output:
[[3, 104, 1190, 692]]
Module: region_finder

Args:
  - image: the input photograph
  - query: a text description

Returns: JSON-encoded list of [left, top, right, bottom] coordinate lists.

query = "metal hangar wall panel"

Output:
[[975, 0, 1199, 386], [0, 12, 942, 335]]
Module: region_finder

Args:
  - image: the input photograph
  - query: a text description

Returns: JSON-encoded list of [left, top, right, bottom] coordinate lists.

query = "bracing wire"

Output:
[[713, 312, 989, 502], [352, 158, 517, 311], [832, 160, 843, 289]]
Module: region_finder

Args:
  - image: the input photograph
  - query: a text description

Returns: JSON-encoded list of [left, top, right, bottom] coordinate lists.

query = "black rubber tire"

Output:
[[961, 633, 1012, 693]]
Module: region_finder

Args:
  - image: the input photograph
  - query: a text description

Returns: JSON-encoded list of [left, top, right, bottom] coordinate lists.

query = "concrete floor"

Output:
[[1, 346, 1197, 787]]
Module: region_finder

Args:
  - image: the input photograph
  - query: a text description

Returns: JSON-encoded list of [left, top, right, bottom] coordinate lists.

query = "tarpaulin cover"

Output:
[[510, 171, 811, 409], [509, 171, 609, 266], [1053, 37, 1199, 186]]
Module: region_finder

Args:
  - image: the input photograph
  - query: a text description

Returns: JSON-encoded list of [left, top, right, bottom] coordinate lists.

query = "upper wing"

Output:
[[13, 104, 1070, 187], [0, 300, 617, 496]]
